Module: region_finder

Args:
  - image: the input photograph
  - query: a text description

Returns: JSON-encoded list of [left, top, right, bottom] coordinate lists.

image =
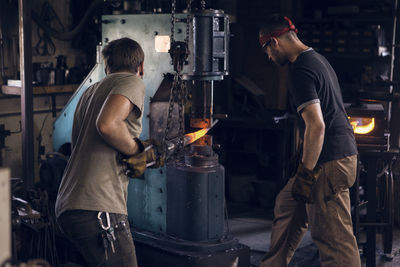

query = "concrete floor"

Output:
[[228, 206, 400, 267]]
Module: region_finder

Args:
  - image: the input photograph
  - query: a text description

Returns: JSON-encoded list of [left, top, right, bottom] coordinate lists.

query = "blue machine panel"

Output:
[[53, 63, 105, 151]]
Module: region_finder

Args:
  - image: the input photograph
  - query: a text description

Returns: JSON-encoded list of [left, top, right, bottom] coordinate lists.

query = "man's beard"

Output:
[[271, 50, 289, 66], [275, 54, 289, 66]]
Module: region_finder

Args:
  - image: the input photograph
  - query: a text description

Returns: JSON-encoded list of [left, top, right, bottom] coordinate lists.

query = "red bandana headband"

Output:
[[259, 16, 298, 48]]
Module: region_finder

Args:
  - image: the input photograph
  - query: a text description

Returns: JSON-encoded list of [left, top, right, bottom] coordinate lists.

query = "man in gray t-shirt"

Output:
[[56, 37, 159, 267]]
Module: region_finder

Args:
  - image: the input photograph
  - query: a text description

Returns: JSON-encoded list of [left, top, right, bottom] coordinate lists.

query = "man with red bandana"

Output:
[[259, 14, 360, 267]]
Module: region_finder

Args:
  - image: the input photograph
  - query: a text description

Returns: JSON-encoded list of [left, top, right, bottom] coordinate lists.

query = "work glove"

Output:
[[122, 138, 165, 178], [291, 163, 322, 203]]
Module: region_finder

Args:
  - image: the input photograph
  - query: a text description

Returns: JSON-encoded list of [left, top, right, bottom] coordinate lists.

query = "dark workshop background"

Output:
[[2, 1, 400, 265]]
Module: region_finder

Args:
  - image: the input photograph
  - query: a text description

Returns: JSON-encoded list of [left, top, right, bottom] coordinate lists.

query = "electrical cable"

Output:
[[31, 0, 103, 41]]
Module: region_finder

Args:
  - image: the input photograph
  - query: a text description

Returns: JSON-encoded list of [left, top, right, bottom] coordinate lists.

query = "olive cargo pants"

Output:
[[261, 155, 361, 267]]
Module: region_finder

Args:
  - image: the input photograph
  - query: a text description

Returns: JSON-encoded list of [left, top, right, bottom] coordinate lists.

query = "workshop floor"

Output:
[[227, 204, 400, 267]]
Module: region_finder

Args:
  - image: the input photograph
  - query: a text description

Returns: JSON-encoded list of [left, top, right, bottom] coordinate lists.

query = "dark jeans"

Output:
[[57, 210, 138, 267]]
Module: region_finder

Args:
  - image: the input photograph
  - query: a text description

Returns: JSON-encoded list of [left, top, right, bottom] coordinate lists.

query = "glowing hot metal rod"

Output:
[[146, 120, 219, 167]]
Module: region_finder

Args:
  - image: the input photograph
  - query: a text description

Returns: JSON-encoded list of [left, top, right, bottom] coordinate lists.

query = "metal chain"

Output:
[[171, 0, 176, 43], [177, 78, 186, 154], [165, 0, 179, 146], [185, 0, 191, 45], [163, 75, 187, 157], [164, 0, 195, 159], [164, 74, 179, 143], [176, 0, 191, 154]]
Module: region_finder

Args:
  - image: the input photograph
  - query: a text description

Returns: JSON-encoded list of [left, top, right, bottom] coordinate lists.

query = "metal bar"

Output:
[[390, 0, 398, 84], [0, 20, 5, 81], [1, 84, 78, 95], [18, 0, 34, 190], [388, 0, 399, 134], [0, 93, 73, 100], [353, 155, 361, 241], [164, 119, 219, 158], [365, 156, 377, 267], [0, 108, 63, 118], [51, 95, 57, 117], [360, 222, 391, 227], [210, 80, 213, 119]]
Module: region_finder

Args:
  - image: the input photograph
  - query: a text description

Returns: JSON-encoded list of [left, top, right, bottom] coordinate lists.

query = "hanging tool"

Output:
[[35, 1, 64, 56], [97, 211, 116, 259]]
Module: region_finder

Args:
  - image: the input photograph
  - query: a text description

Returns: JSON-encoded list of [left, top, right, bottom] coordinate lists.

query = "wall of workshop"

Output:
[[0, 0, 88, 179], [0, 96, 70, 179], [214, 0, 295, 207], [31, 0, 89, 70], [0, 0, 89, 83], [230, 0, 293, 111]]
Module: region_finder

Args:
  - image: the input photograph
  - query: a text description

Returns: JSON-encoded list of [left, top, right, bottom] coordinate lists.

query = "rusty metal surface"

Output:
[[184, 145, 219, 168]]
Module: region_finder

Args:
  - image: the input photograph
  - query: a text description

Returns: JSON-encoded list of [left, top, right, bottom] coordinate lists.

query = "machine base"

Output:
[[132, 229, 250, 267]]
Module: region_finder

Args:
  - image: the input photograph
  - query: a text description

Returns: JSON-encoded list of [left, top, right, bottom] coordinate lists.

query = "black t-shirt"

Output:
[[288, 48, 358, 164]]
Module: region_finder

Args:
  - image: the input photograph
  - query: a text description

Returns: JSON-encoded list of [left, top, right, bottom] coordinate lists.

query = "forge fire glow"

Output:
[[185, 128, 209, 144], [348, 117, 375, 135]]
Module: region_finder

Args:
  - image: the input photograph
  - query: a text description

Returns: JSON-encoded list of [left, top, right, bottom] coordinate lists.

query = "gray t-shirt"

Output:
[[55, 72, 145, 218]]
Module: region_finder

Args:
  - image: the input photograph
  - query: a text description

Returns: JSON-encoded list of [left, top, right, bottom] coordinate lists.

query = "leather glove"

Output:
[[122, 138, 165, 177], [291, 163, 322, 203]]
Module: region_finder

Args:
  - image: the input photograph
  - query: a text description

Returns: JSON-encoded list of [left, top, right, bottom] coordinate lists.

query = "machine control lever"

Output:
[[273, 112, 289, 124], [213, 114, 228, 119]]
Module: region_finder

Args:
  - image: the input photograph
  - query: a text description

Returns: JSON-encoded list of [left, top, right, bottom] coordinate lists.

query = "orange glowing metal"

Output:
[[348, 117, 375, 135], [185, 128, 209, 144]]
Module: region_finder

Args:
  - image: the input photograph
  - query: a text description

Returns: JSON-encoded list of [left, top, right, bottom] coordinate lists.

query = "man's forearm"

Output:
[[97, 120, 140, 156], [302, 124, 325, 170]]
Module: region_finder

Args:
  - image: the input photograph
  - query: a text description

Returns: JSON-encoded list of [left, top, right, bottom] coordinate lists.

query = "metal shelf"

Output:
[[0, 84, 78, 117], [1, 84, 78, 96], [298, 17, 393, 24]]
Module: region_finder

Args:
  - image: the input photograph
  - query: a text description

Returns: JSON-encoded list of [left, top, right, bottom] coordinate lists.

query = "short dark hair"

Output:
[[259, 14, 294, 36], [102, 37, 144, 74]]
